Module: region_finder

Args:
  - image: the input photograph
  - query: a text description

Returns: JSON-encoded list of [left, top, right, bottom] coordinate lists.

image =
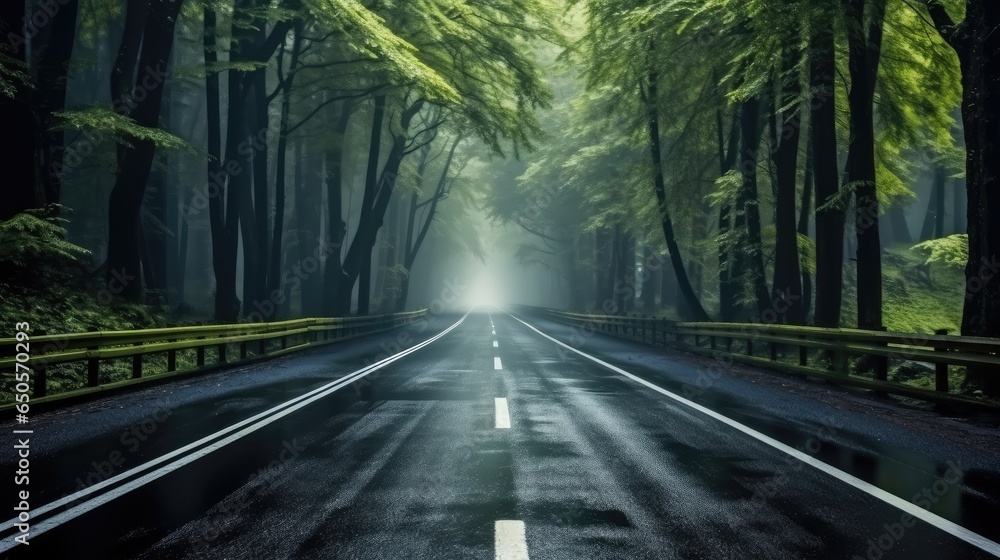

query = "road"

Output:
[[2, 308, 1000, 559]]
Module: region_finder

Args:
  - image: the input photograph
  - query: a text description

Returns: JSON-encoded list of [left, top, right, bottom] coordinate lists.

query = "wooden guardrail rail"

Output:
[[528, 307, 1000, 410], [1, 309, 427, 401]]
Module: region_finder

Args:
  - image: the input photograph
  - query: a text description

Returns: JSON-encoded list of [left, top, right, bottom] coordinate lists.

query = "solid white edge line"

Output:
[[500, 308, 1000, 558], [494, 357, 503, 370], [494, 520, 529, 560], [495, 398, 511, 429], [0, 310, 473, 548]]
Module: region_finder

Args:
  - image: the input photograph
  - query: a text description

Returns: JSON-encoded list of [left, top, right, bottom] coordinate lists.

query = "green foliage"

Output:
[[0, 207, 91, 285], [55, 107, 195, 153], [0, 208, 166, 336], [0, 45, 28, 99], [911, 234, 968, 269]]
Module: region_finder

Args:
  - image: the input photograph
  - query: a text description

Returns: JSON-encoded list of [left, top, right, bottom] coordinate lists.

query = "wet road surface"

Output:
[[2, 308, 999, 559]]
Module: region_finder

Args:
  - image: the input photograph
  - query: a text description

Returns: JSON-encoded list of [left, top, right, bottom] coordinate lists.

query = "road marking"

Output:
[[492, 329, 496, 335], [494, 341, 499, 348], [0, 311, 474, 550], [495, 520, 529, 559], [501, 308, 1000, 559], [495, 398, 511, 429], [494, 357, 503, 370]]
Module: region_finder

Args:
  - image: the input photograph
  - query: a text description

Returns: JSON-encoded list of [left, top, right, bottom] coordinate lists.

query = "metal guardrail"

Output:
[[1, 310, 427, 400], [531, 307, 1000, 410]]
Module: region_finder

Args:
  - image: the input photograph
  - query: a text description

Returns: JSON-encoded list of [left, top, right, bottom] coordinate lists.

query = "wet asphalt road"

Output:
[[2, 308, 999, 559]]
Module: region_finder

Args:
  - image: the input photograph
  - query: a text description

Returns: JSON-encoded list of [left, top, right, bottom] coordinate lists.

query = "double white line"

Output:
[[0, 311, 471, 551]]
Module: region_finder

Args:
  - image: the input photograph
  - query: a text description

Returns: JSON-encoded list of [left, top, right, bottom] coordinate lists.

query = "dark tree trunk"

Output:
[[920, 166, 947, 241], [0, 1, 38, 219], [355, 95, 386, 315], [105, 0, 185, 302], [718, 109, 740, 321], [395, 133, 458, 312], [738, 96, 771, 318], [799, 138, 814, 320], [250, 9, 270, 306], [924, 0, 1000, 393], [323, 105, 353, 316], [204, 7, 239, 322], [771, 51, 805, 324], [811, 22, 846, 328], [844, 0, 886, 330], [641, 245, 658, 311], [342, 99, 424, 313], [31, 0, 79, 207], [645, 65, 711, 321], [269, 23, 302, 319], [887, 205, 912, 244]]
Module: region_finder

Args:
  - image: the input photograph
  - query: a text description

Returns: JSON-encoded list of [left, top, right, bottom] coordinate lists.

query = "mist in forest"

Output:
[[1, 0, 997, 363]]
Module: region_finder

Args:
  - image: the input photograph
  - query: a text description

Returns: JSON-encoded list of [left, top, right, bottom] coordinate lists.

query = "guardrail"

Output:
[[1, 310, 427, 402], [530, 307, 1000, 410]]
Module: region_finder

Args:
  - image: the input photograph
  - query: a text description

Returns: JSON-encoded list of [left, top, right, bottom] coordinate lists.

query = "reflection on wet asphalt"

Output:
[[1, 310, 998, 559]]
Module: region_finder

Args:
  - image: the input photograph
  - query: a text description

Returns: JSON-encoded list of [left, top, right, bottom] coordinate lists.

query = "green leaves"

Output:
[[54, 107, 195, 153], [912, 234, 968, 268]]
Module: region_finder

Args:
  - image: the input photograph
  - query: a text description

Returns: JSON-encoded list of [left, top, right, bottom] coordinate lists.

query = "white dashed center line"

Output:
[[495, 398, 511, 429], [493, 341, 499, 348], [495, 520, 529, 559], [494, 357, 503, 370]]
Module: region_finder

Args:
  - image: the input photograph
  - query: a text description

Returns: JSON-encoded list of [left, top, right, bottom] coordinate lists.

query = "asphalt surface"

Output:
[[2, 308, 999, 559]]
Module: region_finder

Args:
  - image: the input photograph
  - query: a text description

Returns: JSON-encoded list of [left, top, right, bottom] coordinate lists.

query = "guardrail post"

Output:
[[33, 330, 47, 398], [219, 339, 227, 363], [167, 341, 177, 372], [132, 342, 142, 379], [873, 326, 888, 387], [799, 335, 808, 366], [197, 341, 205, 367], [770, 335, 778, 361], [240, 341, 248, 359], [747, 338, 753, 357], [662, 318, 668, 345], [934, 328, 949, 392], [259, 338, 267, 356], [87, 326, 100, 387]]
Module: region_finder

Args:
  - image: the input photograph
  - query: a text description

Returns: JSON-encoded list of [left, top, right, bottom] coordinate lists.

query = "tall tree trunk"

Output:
[[0, 1, 38, 219], [718, 109, 740, 321], [924, 0, 1000, 393], [844, 0, 886, 330], [355, 95, 387, 315], [739, 96, 771, 318], [323, 105, 353, 316], [251, 14, 270, 306], [920, 166, 947, 241], [270, 23, 302, 319], [886, 205, 912, 244], [105, 0, 185, 301], [641, 245, 658, 310], [31, 0, 79, 208], [811, 21, 846, 328], [205, 7, 239, 322], [644, 65, 711, 321], [771, 51, 805, 324], [799, 138, 814, 320], [342, 99, 424, 313]]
